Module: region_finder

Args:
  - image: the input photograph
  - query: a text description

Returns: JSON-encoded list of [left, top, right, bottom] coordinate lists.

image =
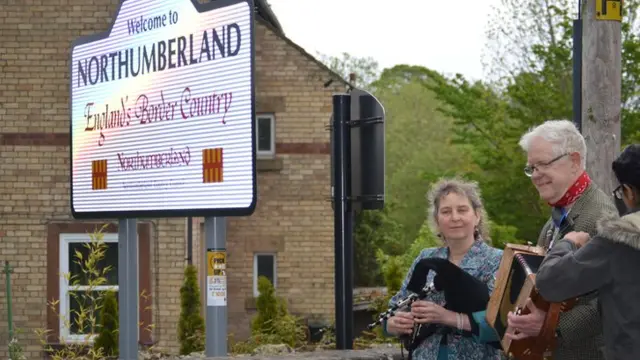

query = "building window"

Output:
[[253, 253, 276, 297], [59, 233, 121, 342], [256, 114, 275, 158], [47, 223, 152, 345]]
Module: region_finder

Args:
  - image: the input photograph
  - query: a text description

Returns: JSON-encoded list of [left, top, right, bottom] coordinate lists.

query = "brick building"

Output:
[[0, 0, 349, 357]]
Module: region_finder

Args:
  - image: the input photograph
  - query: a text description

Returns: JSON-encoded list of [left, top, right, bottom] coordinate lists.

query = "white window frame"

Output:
[[256, 114, 276, 158], [58, 233, 120, 343], [253, 253, 277, 297]]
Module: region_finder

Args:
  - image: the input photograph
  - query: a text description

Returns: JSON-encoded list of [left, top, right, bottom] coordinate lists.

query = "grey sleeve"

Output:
[[536, 237, 612, 302]]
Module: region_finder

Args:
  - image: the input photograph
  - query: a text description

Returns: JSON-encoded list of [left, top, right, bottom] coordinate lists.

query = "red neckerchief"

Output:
[[549, 171, 591, 208]]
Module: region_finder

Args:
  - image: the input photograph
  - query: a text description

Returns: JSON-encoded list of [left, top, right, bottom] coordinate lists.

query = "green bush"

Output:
[[488, 220, 523, 249], [251, 276, 285, 333], [93, 290, 119, 357], [241, 276, 307, 349], [178, 264, 205, 355]]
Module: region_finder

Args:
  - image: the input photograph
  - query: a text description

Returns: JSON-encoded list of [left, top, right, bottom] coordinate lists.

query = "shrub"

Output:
[[228, 276, 306, 353], [488, 220, 522, 249], [178, 264, 205, 355], [251, 276, 284, 333], [93, 290, 119, 357], [8, 328, 26, 360]]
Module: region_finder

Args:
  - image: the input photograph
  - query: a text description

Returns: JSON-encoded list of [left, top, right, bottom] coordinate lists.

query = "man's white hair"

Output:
[[518, 119, 587, 169]]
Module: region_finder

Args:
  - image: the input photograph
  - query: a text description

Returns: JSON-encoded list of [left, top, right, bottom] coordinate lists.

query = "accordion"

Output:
[[486, 244, 577, 360]]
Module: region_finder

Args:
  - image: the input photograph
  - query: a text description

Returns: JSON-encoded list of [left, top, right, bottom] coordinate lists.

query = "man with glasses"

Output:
[[504, 120, 616, 360], [533, 144, 640, 360]]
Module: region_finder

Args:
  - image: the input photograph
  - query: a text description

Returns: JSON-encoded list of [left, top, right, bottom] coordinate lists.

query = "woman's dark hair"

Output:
[[612, 144, 640, 191]]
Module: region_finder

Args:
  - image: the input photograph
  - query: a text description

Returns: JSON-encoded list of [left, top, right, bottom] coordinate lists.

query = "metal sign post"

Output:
[[204, 217, 228, 356], [118, 219, 139, 360], [330, 90, 386, 350]]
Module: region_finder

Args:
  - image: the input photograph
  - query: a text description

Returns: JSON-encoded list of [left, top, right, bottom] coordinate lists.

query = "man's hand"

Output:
[[386, 311, 414, 335], [564, 231, 590, 248], [506, 298, 546, 340]]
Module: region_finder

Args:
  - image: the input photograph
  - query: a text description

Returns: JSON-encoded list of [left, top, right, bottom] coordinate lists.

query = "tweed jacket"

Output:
[[536, 183, 617, 360]]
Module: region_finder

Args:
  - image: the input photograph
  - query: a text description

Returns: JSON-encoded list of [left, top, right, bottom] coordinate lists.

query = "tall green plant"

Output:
[[36, 224, 112, 360], [93, 290, 119, 357], [251, 276, 284, 334], [178, 264, 205, 355], [248, 276, 306, 349]]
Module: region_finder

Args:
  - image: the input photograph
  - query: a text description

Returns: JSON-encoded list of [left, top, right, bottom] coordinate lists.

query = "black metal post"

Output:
[[573, 18, 583, 132], [332, 93, 354, 350], [187, 216, 193, 264]]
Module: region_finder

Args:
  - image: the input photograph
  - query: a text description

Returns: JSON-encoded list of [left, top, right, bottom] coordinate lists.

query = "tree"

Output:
[[318, 52, 488, 284], [353, 202, 405, 286], [371, 68, 478, 241], [368, 64, 544, 243], [249, 276, 307, 348], [178, 264, 205, 355], [316, 52, 380, 90], [251, 276, 285, 333], [93, 290, 119, 357], [403, 0, 640, 242], [483, 0, 640, 144]]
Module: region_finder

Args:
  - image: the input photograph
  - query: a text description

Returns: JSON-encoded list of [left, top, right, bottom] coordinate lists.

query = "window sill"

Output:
[[257, 158, 283, 172]]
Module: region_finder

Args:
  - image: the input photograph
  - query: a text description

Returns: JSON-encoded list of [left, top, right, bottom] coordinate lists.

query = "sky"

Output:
[[266, 0, 502, 82]]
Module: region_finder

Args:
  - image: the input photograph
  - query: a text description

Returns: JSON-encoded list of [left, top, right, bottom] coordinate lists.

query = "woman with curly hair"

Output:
[[383, 178, 504, 360]]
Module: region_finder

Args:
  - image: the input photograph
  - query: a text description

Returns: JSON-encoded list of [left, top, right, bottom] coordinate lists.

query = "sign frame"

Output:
[[69, 0, 257, 220]]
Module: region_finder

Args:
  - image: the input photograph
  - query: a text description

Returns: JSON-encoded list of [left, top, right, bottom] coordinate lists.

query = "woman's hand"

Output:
[[410, 300, 453, 325], [386, 311, 414, 335]]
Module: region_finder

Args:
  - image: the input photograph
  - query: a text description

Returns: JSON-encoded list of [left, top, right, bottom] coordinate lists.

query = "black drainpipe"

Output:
[[187, 217, 193, 264]]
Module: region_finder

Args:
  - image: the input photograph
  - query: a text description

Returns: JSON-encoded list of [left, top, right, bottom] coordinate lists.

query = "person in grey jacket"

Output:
[[535, 143, 640, 360]]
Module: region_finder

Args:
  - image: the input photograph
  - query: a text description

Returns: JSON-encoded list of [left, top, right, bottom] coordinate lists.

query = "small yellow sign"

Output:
[[207, 250, 226, 276], [596, 0, 622, 21]]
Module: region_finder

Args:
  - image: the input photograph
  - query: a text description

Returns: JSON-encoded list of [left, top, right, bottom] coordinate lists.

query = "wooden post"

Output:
[[580, 0, 623, 194]]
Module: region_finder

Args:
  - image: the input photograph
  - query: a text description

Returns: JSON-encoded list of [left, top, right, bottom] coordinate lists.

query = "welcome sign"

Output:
[[70, 0, 256, 219]]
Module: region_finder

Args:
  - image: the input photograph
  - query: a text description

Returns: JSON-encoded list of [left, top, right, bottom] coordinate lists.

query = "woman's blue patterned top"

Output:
[[385, 240, 506, 360]]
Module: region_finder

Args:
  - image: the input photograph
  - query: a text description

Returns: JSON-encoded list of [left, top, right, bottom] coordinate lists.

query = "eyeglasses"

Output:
[[613, 185, 624, 199], [524, 153, 568, 177]]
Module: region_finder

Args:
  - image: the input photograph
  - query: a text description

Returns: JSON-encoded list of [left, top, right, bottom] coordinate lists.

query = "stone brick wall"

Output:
[[0, 1, 347, 358]]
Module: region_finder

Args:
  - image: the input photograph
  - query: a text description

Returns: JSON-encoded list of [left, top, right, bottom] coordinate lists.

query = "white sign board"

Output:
[[70, 0, 256, 219], [207, 275, 227, 306]]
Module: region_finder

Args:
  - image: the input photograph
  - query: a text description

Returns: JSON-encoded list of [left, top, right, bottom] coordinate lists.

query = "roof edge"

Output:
[[255, 0, 284, 34], [255, 17, 354, 90]]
